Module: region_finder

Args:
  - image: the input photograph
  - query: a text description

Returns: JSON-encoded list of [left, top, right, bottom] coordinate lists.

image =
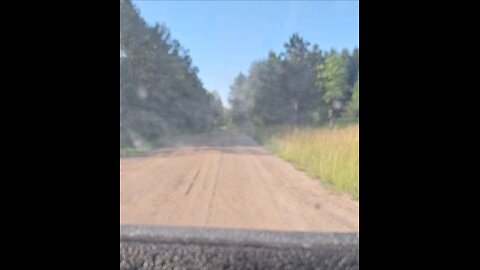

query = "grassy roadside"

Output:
[[120, 126, 234, 158], [120, 137, 167, 158], [120, 146, 154, 158], [250, 124, 359, 199]]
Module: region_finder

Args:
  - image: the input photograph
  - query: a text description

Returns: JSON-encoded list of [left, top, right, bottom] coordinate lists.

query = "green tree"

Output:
[[227, 33, 358, 129], [249, 52, 289, 125], [228, 73, 250, 126], [316, 52, 349, 106], [316, 52, 349, 127], [209, 90, 225, 127], [282, 34, 319, 125], [120, 0, 222, 148], [352, 47, 359, 83], [345, 77, 359, 118]]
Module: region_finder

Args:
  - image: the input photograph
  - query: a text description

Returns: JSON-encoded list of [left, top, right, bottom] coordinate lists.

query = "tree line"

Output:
[[228, 34, 358, 127], [120, 0, 224, 148]]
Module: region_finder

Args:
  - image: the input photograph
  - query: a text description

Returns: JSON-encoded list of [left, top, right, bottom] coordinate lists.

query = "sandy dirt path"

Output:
[[120, 129, 358, 232]]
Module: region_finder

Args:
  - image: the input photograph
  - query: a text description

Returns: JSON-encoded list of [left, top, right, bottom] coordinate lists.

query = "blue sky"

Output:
[[133, 0, 358, 107]]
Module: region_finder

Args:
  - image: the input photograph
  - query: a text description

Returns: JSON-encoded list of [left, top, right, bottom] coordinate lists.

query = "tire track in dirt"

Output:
[[203, 147, 223, 226], [120, 129, 358, 232]]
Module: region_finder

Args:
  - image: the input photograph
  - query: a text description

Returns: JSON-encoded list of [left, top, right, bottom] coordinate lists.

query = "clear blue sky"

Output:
[[133, 0, 359, 107]]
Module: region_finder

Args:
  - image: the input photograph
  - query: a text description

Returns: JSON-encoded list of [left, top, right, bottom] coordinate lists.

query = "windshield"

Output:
[[120, 0, 358, 233]]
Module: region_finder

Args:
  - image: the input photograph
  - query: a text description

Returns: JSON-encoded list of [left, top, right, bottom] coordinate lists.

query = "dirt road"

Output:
[[120, 129, 358, 232]]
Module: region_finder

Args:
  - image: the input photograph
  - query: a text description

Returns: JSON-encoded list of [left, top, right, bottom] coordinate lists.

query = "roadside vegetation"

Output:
[[230, 33, 359, 199], [121, 0, 225, 153], [251, 124, 358, 199], [120, 138, 165, 158]]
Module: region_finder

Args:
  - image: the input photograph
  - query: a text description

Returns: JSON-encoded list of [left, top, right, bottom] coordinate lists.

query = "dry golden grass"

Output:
[[255, 124, 359, 199]]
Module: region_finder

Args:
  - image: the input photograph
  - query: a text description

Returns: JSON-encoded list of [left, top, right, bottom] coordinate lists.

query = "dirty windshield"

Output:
[[120, 0, 359, 233]]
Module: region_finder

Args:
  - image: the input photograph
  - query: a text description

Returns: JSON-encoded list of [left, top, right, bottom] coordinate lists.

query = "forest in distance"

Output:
[[120, 0, 359, 151]]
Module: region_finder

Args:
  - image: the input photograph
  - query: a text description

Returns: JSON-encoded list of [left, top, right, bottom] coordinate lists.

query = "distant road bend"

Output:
[[120, 129, 358, 232]]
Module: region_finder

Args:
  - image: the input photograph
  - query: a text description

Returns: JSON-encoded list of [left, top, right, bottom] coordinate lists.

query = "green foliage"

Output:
[[228, 73, 252, 126], [347, 78, 359, 117], [316, 53, 349, 105], [228, 33, 358, 128], [120, 0, 224, 150], [222, 108, 234, 129]]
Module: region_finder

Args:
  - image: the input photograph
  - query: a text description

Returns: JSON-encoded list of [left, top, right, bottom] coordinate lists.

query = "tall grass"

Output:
[[252, 124, 359, 199]]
